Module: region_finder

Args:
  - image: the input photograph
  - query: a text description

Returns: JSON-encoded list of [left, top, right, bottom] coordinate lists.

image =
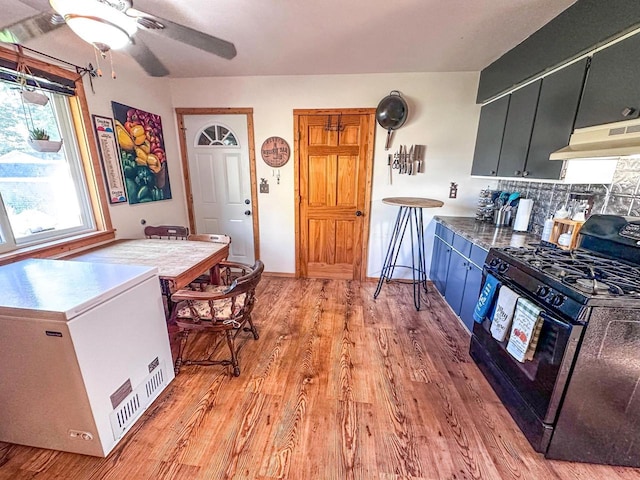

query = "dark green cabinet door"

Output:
[[575, 34, 640, 129], [497, 80, 541, 177], [525, 58, 588, 179], [471, 95, 509, 176], [459, 263, 483, 333], [444, 250, 468, 315], [430, 236, 451, 295]]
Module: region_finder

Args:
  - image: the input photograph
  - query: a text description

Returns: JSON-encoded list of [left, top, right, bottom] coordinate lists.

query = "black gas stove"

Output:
[[470, 215, 640, 467]]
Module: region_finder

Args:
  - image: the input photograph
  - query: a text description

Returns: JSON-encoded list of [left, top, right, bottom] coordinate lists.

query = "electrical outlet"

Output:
[[260, 178, 269, 193], [69, 430, 93, 441]]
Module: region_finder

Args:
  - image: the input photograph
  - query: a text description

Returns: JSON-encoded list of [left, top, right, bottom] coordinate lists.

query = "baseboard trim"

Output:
[[264, 271, 296, 278]]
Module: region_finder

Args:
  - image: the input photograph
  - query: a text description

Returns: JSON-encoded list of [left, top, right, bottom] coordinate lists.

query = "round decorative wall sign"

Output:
[[261, 136, 290, 167]]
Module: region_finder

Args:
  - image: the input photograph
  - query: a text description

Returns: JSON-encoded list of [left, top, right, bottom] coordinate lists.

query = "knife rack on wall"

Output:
[[387, 144, 426, 183]]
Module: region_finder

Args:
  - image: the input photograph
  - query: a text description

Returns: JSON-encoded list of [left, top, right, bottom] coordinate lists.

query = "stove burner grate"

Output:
[[498, 246, 640, 297]]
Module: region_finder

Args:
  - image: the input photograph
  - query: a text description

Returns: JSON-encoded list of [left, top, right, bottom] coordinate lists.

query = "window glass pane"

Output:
[[0, 82, 94, 245], [197, 133, 210, 145], [223, 133, 238, 146]]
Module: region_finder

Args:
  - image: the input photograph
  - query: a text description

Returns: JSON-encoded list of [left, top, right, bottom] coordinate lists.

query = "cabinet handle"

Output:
[[514, 170, 521, 176], [522, 171, 530, 177], [622, 106, 636, 117]]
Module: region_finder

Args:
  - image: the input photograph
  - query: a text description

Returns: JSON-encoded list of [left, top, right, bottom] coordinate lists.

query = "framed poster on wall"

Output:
[[111, 102, 172, 204], [92, 115, 127, 204]]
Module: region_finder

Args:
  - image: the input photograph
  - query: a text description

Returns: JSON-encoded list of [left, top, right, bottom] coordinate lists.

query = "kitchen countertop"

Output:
[[434, 216, 540, 251]]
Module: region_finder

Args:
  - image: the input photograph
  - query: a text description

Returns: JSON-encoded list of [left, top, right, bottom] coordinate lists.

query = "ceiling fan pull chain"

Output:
[[93, 47, 103, 77], [109, 50, 116, 79]]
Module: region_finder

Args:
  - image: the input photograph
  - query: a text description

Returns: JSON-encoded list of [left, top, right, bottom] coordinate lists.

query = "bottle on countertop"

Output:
[[541, 217, 554, 242]]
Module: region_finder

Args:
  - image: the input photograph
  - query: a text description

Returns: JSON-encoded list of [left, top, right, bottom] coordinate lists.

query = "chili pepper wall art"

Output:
[[111, 101, 172, 204]]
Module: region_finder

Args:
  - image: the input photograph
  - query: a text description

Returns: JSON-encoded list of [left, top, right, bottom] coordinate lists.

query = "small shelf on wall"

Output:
[[549, 218, 584, 250]]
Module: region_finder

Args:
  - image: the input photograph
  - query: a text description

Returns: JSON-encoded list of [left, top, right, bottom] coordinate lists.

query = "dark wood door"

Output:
[[575, 33, 640, 128], [471, 95, 510, 176], [497, 79, 541, 177], [525, 58, 588, 179]]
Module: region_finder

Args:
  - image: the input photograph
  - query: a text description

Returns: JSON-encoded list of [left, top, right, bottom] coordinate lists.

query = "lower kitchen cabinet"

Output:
[[445, 250, 467, 315], [430, 225, 488, 334], [459, 262, 483, 331], [431, 223, 453, 295]]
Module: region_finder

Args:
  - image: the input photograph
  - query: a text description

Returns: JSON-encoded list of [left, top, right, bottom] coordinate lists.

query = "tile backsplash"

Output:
[[496, 158, 640, 235]]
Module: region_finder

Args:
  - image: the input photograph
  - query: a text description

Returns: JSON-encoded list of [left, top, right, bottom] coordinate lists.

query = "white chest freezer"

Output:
[[0, 258, 175, 457]]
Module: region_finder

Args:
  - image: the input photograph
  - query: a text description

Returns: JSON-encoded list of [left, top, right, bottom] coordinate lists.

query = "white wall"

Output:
[[170, 72, 493, 275], [21, 34, 492, 275], [26, 34, 190, 239]]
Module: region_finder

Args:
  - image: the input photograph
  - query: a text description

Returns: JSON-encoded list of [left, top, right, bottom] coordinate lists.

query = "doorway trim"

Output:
[[175, 107, 260, 263], [293, 108, 376, 280]]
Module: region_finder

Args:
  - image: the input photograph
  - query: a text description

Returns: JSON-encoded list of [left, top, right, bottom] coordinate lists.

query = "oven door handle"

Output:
[[538, 311, 573, 330]]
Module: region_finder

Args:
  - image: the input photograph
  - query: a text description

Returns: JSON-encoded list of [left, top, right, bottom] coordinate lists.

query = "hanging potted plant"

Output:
[[20, 89, 49, 106], [28, 128, 63, 153]]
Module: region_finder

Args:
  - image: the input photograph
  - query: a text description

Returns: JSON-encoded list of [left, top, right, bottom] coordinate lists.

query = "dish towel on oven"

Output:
[[506, 297, 542, 363], [473, 274, 500, 323], [490, 286, 519, 342]]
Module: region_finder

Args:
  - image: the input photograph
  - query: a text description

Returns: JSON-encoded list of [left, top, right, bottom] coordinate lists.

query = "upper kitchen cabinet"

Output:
[[470, 95, 509, 176], [496, 80, 541, 177], [575, 33, 640, 129], [525, 58, 588, 179]]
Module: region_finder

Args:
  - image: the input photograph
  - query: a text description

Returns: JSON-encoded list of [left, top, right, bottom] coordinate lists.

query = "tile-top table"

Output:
[[374, 197, 444, 311], [67, 239, 229, 296]]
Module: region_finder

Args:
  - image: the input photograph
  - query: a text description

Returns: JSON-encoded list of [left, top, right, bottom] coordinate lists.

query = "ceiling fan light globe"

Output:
[[65, 15, 131, 50], [50, 0, 137, 50]]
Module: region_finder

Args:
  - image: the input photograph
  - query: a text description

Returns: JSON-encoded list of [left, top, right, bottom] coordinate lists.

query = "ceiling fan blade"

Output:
[[130, 10, 237, 60], [17, 0, 51, 10], [0, 11, 63, 44], [125, 38, 170, 77]]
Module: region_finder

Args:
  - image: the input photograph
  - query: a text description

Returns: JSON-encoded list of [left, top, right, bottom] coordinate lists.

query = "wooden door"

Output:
[[295, 109, 375, 280]]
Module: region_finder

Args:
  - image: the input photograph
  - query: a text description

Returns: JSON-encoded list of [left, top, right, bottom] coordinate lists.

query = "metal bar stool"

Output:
[[374, 197, 444, 310]]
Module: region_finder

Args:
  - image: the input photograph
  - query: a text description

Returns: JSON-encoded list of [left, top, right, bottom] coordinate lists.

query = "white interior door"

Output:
[[184, 115, 255, 264]]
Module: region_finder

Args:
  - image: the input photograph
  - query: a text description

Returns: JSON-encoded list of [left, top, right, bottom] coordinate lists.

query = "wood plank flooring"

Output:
[[2, 277, 640, 479]]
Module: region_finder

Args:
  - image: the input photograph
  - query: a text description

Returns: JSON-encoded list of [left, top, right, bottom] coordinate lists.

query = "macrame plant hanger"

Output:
[[17, 47, 63, 153]]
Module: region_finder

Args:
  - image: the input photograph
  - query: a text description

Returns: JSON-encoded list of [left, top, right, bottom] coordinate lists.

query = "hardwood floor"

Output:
[[1, 277, 640, 479]]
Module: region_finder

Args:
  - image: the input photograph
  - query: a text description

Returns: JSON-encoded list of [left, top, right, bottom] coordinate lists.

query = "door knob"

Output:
[[244, 210, 251, 216], [355, 210, 363, 217], [244, 199, 251, 205]]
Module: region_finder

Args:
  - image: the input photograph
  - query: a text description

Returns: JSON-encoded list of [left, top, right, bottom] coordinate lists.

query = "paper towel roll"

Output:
[[513, 199, 533, 232]]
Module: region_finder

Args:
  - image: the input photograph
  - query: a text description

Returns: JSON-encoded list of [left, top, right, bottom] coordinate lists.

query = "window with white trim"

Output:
[[0, 81, 95, 253]]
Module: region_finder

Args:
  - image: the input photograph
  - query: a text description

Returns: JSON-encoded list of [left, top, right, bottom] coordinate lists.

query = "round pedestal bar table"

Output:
[[374, 197, 444, 311]]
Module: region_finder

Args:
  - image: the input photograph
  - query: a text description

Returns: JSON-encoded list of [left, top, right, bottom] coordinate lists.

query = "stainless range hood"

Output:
[[550, 118, 640, 160]]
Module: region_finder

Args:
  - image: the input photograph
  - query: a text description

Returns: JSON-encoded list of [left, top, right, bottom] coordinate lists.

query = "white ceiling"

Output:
[[2, 0, 577, 78]]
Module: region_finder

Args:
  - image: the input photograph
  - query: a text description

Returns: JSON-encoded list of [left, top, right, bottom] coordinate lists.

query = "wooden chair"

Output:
[[188, 233, 231, 244], [170, 260, 264, 376], [187, 233, 232, 288], [144, 225, 189, 240]]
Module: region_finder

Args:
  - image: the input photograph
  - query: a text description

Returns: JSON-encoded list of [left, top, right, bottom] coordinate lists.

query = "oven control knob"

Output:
[[497, 263, 509, 274], [489, 258, 500, 267], [550, 294, 565, 306], [536, 286, 550, 298]]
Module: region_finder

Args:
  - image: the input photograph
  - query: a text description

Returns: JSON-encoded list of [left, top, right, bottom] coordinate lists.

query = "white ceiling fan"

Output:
[[0, 0, 237, 77]]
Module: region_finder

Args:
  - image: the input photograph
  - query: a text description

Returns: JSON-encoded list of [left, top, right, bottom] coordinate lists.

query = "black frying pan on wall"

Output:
[[376, 90, 408, 150]]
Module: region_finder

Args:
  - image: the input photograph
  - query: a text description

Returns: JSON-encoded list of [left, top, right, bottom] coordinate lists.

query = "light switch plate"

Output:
[[260, 178, 269, 193]]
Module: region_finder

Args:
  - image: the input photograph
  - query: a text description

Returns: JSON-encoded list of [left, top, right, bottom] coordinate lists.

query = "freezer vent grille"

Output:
[[109, 361, 169, 440], [113, 394, 141, 430], [145, 369, 164, 398]]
